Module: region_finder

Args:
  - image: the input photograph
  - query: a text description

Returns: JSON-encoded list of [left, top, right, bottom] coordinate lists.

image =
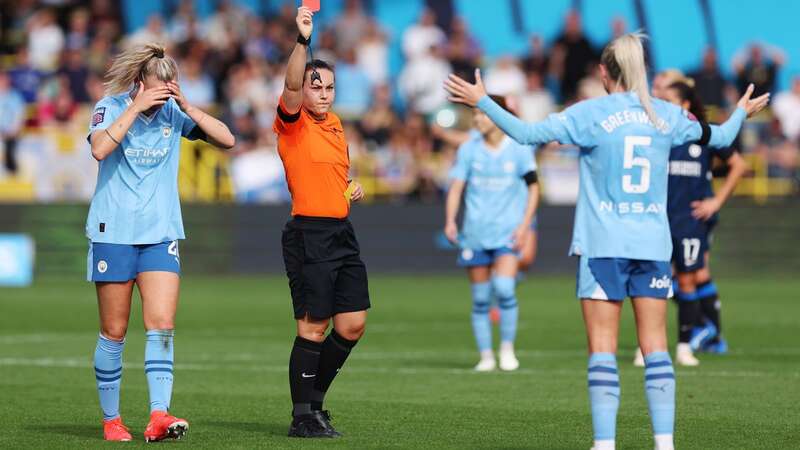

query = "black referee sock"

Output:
[[289, 336, 322, 417], [311, 329, 358, 410]]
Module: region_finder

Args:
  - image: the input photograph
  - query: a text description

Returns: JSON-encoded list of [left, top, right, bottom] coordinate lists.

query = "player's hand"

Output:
[[350, 181, 364, 202], [737, 83, 770, 117], [167, 81, 190, 113], [511, 223, 528, 251], [296, 6, 313, 40], [131, 83, 170, 113], [444, 68, 487, 107], [444, 221, 459, 245], [691, 197, 721, 221]]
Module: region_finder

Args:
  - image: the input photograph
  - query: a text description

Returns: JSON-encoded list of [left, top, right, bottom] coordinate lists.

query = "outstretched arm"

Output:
[[445, 69, 579, 146], [281, 7, 314, 114], [707, 83, 770, 148]]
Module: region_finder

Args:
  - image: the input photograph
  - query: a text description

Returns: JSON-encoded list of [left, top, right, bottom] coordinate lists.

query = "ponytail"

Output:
[[103, 43, 178, 95], [601, 32, 661, 129], [667, 81, 707, 123]]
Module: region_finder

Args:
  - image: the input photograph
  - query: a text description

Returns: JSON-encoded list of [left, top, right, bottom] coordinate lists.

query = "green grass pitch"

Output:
[[1, 274, 798, 449]]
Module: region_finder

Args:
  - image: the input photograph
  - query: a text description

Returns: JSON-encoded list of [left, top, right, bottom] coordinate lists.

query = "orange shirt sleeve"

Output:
[[273, 96, 306, 136]]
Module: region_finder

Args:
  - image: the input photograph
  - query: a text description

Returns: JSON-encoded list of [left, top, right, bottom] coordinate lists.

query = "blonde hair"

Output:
[[657, 68, 695, 88], [601, 32, 660, 128], [104, 43, 178, 95]]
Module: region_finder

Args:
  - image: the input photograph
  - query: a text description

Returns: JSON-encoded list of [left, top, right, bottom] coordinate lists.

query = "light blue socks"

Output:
[[470, 282, 492, 352], [94, 334, 125, 420], [145, 329, 174, 413]]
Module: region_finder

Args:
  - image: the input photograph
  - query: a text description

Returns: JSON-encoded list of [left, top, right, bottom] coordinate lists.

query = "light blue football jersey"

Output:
[[86, 93, 200, 244], [450, 135, 536, 250], [477, 92, 745, 261]]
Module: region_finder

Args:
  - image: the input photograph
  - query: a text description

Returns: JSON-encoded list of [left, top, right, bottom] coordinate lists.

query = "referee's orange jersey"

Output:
[[273, 98, 350, 218]]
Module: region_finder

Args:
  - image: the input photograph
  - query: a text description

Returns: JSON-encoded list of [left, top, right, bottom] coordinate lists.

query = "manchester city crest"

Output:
[[163, 126, 172, 138]]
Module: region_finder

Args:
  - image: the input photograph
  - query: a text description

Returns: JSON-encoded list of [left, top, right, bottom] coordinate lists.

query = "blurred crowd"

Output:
[[0, 0, 797, 202]]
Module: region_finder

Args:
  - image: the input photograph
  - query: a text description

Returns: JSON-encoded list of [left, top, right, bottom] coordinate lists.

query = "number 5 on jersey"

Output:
[[622, 135, 651, 194]]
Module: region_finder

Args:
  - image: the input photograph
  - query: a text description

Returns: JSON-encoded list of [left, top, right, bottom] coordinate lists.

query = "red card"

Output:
[[302, 0, 320, 12]]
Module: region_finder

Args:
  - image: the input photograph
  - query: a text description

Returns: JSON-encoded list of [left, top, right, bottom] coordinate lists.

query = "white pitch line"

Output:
[[0, 357, 797, 379]]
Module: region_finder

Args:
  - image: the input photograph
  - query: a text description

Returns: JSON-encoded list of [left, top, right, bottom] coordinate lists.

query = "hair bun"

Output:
[[154, 47, 165, 58]]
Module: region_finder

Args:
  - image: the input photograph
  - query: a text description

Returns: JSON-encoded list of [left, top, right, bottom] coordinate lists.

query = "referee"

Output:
[[274, 6, 370, 438]]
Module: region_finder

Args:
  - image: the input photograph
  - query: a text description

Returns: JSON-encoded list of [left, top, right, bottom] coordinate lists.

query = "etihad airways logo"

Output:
[[598, 201, 664, 214], [124, 147, 170, 166]]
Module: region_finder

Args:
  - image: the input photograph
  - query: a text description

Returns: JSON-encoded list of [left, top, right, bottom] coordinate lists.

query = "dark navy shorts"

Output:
[[87, 241, 181, 282], [670, 219, 715, 272], [576, 256, 672, 300]]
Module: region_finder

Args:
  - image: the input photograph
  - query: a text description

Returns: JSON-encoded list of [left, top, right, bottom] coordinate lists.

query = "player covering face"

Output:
[[445, 96, 539, 372], [86, 43, 234, 442], [445, 32, 769, 450]]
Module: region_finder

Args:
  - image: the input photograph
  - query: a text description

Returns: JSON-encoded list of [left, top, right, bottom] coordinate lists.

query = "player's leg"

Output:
[[492, 252, 520, 371], [95, 281, 134, 441], [581, 299, 622, 450], [89, 242, 137, 441], [674, 271, 701, 366], [696, 252, 725, 352], [137, 241, 186, 442], [632, 296, 675, 450], [467, 264, 494, 371], [138, 270, 187, 441]]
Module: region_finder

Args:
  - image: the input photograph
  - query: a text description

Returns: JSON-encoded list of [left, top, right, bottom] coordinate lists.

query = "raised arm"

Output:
[[708, 84, 770, 148], [445, 69, 579, 146], [90, 83, 170, 161], [281, 7, 313, 115], [168, 81, 235, 149]]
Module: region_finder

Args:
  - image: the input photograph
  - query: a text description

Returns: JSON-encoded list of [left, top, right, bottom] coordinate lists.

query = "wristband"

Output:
[[297, 34, 311, 46], [105, 128, 120, 145]]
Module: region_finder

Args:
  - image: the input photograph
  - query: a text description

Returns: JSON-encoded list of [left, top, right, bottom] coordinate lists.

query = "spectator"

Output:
[[375, 127, 417, 198], [402, 8, 446, 60], [334, 48, 373, 119], [551, 10, 597, 102], [399, 44, 451, 115], [126, 15, 170, 48], [168, 0, 200, 45], [65, 8, 91, 51], [446, 17, 481, 82], [773, 75, 800, 143], [689, 48, 729, 108], [37, 75, 78, 125], [356, 19, 389, 86], [359, 84, 400, 147], [734, 43, 785, 97], [8, 47, 44, 104], [521, 35, 549, 77], [0, 72, 26, 174], [58, 49, 90, 103], [26, 8, 64, 72], [484, 56, 526, 97], [179, 57, 215, 110], [518, 70, 556, 123], [89, 0, 123, 41], [203, 0, 248, 50], [334, 0, 370, 53]]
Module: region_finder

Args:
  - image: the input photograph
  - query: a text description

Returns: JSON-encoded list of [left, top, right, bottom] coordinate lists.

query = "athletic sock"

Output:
[[289, 336, 322, 417], [311, 329, 358, 410], [492, 276, 518, 346], [588, 353, 620, 446], [144, 329, 174, 413], [643, 352, 675, 443], [697, 280, 721, 341], [470, 282, 492, 353], [94, 334, 125, 420], [675, 289, 700, 343]]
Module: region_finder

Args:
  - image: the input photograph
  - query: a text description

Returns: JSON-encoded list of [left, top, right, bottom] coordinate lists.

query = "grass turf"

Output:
[[1, 274, 798, 449]]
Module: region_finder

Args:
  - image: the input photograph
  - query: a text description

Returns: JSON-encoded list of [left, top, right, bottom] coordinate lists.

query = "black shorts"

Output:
[[281, 215, 370, 320], [670, 216, 716, 273]]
